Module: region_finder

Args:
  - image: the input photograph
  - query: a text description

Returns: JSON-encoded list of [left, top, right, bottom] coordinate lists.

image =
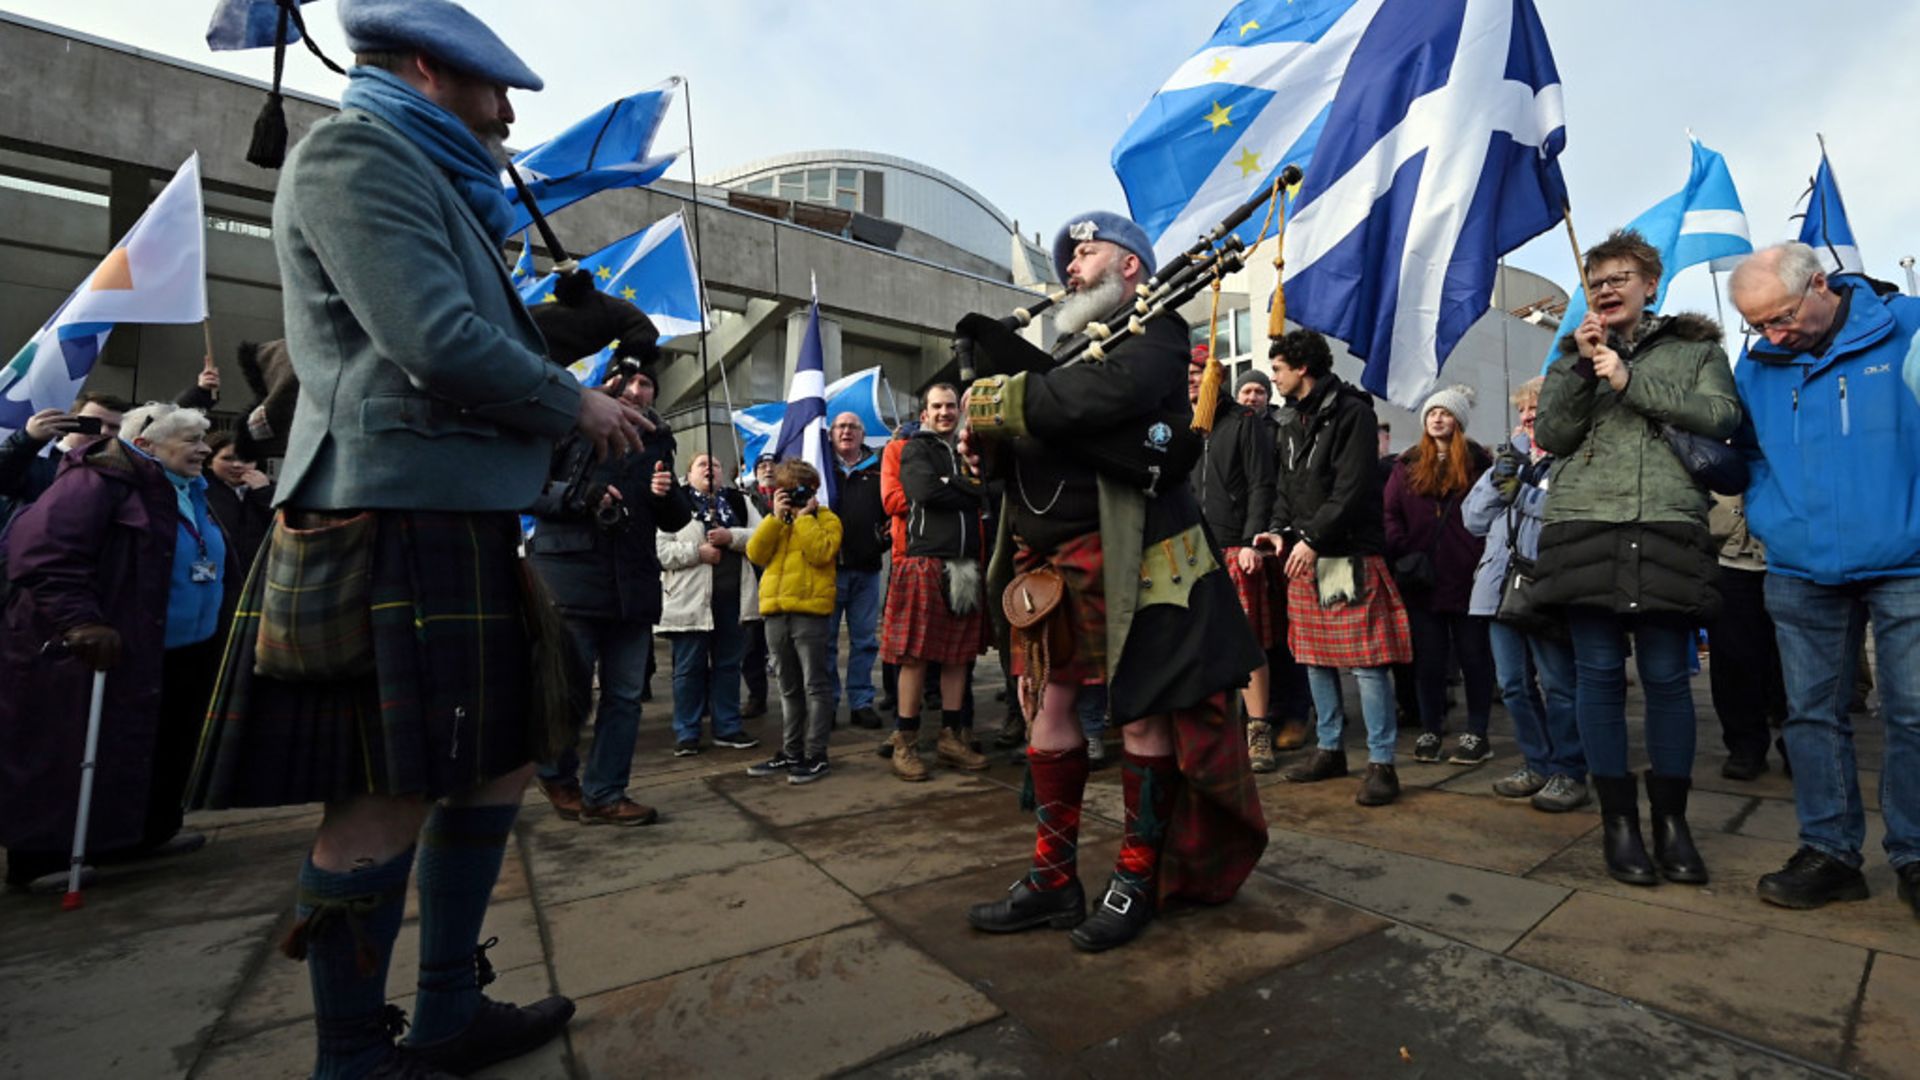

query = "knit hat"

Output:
[[1235, 368, 1272, 397], [1419, 383, 1475, 428], [1052, 211, 1158, 283], [339, 0, 544, 89]]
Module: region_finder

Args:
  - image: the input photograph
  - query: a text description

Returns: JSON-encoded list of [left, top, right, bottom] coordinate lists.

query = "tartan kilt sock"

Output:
[[285, 848, 415, 1080], [1026, 746, 1090, 890], [405, 803, 519, 1046], [1115, 751, 1179, 890]]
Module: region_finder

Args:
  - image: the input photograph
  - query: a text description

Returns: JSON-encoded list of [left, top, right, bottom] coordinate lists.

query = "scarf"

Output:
[[693, 488, 736, 528], [339, 67, 513, 244]]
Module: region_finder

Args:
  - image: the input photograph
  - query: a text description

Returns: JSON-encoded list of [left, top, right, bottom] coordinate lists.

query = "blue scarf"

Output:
[[340, 67, 513, 244]]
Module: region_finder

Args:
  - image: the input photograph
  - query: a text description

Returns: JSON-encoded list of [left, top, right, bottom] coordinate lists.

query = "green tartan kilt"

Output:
[[186, 510, 539, 809]]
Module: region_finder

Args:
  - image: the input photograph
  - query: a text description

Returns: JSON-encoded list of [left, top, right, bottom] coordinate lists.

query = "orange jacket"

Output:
[[881, 435, 910, 560]]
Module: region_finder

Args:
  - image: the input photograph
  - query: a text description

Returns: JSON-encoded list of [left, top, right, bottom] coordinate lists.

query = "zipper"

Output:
[[1790, 387, 1800, 445], [1839, 376, 1850, 436]]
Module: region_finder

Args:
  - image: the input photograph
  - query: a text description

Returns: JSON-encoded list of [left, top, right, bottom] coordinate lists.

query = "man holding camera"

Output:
[[529, 364, 690, 825]]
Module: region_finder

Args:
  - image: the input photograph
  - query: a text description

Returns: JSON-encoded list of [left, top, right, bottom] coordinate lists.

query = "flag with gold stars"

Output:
[[1112, 0, 1386, 266], [515, 210, 709, 385]]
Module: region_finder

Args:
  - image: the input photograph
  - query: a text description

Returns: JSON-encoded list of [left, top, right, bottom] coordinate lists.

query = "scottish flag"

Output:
[[1797, 149, 1864, 277], [206, 0, 317, 51], [1544, 137, 1751, 365], [733, 368, 898, 484], [1281, 0, 1569, 407], [768, 283, 838, 509], [504, 80, 682, 238], [1114, 0, 1389, 267], [516, 211, 709, 385]]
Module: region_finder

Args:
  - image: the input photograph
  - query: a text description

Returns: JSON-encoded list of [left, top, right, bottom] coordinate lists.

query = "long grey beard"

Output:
[[1054, 272, 1128, 336]]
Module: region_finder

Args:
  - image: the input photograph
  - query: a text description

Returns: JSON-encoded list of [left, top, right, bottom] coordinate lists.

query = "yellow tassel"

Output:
[[1192, 276, 1226, 434], [1267, 179, 1291, 340]]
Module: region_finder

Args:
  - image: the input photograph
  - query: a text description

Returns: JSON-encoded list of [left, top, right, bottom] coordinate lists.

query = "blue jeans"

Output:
[[1767, 573, 1920, 870], [827, 567, 882, 712], [1077, 684, 1108, 740], [667, 588, 748, 745], [1564, 610, 1696, 778], [1489, 621, 1584, 780], [537, 617, 652, 808], [1308, 665, 1396, 764]]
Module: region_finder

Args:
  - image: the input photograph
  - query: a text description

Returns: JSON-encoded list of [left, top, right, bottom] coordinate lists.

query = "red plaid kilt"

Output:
[[1286, 554, 1413, 669], [1225, 547, 1278, 649], [1008, 531, 1106, 684], [881, 555, 985, 665]]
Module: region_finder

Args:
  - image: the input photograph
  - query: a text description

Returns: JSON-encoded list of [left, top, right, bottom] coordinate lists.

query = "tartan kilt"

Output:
[[186, 510, 538, 810], [1285, 554, 1413, 669], [1225, 547, 1278, 649], [1008, 531, 1106, 685], [880, 555, 985, 665]]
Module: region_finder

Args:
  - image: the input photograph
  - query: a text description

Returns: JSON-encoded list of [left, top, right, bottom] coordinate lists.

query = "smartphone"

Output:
[[68, 416, 104, 435]]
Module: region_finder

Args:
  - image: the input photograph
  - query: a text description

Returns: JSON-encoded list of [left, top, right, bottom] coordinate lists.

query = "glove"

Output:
[[62, 623, 122, 670], [1493, 447, 1522, 479], [1495, 474, 1522, 505]]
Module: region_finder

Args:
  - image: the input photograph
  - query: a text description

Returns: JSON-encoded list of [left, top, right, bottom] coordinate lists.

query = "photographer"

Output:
[[743, 459, 843, 785], [527, 362, 691, 827]]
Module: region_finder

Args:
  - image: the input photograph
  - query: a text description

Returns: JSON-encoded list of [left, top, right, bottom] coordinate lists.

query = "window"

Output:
[[1232, 308, 1252, 358], [744, 177, 774, 195], [806, 168, 831, 202], [778, 171, 804, 199]]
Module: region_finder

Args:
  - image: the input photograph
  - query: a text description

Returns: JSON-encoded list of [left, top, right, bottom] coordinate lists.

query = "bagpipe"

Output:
[[939, 166, 1302, 497]]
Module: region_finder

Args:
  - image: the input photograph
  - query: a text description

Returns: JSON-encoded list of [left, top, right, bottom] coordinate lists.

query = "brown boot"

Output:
[[1272, 718, 1311, 751], [537, 778, 584, 821], [890, 731, 930, 781], [579, 797, 659, 826], [937, 726, 989, 771], [1246, 719, 1277, 773]]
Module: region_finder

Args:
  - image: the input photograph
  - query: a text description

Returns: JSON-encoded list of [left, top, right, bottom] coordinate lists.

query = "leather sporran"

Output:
[[1002, 567, 1072, 727], [254, 511, 376, 681]]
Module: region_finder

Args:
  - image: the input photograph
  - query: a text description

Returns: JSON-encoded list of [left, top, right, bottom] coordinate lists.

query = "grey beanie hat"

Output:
[[1419, 383, 1475, 429]]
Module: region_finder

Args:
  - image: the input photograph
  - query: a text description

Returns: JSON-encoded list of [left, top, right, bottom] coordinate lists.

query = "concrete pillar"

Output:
[[783, 309, 842, 387]]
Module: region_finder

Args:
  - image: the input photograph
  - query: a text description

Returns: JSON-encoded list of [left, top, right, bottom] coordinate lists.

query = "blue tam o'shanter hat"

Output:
[[1051, 211, 1157, 283], [339, 0, 544, 90]]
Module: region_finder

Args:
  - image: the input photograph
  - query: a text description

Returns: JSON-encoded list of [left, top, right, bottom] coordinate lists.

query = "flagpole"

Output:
[[1708, 267, 1729, 329], [680, 81, 727, 465], [201, 319, 218, 404], [1561, 207, 1593, 308]]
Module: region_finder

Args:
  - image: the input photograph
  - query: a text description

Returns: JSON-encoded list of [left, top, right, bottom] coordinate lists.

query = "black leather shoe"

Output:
[[1593, 774, 1658, 886], [1719, 755, 1767, 781], [1758, 846, 1870, 909], [1355, 763, 1400, 807], [1070, 878, 1157, 953], [967, 876, 1085, 933], [1898, 863, 1920, 920], [1283, 748, 1348, 784], [408, 994, 575, 1076], [1644, 773, 1708, 884]]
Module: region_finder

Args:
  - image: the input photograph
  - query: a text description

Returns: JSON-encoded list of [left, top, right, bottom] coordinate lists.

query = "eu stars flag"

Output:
[[504, 80, 683, 238]]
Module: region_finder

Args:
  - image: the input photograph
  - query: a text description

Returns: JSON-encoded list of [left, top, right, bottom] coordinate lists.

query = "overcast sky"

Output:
[[7, 0, 1920, 336]]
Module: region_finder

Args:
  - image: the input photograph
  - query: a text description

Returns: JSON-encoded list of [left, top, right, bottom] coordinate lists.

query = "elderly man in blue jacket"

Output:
[[1730, 242, 1920, 920], [181, 1, 646, 1077]]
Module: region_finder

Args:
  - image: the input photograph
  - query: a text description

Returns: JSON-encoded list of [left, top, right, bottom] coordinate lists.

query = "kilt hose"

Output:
[[186, 510, 540, 810]]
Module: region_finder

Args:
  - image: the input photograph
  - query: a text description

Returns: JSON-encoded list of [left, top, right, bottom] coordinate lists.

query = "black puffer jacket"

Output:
[[832, 452, 888, 571], [527, 421, 693, 622], [900, 430, 986, 559], [1190, 399, 1276, 548], [1268, 372, 1386, 557]]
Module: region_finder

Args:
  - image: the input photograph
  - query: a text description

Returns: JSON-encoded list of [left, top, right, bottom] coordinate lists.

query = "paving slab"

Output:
[[1077, 923, 1823, 1078], [1507, 890, 1865, 1068], [1526, 827, 1920, 960], [566, 922, 999, 1079], [545, 854, 871, 998], [711, 753, 1000, 828], [780, 788, 1118, 898], [0, 912, 276, 1080], [1852, 951, 1920, 1080], [868, 845, 1388, 1053], [1259, 826, 1572, 953], [1735, 791, 1888, 851], [518, 779, 790, 906], [1259, 779, 1596, 876], [842, 1017, 1078, 1080]]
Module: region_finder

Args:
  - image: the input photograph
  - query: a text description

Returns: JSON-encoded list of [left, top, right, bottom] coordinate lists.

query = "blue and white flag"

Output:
[[1, 154, 207, 440], [1544, 136, 1751, 365], [1797, 148, 1864, 277], [768, 281, 838, 509], [504, 80, 683, 238], [733, 367, 898, 483], [1281, 0, 1569, 407], [516, 211, 710, 386], [1114, 0, 1388, 267], [206, 0, 318, 51]]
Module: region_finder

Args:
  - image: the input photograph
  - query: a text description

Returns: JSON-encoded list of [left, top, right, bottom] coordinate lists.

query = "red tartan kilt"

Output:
[[881, 555, 985, 665], [1224, 547, 1277, 649], [1285, 554, 1413, 669]]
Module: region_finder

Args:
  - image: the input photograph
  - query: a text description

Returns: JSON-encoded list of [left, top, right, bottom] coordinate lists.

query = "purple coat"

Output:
[[0, 440, 180, 854], [1382, 444, 1492, 614]]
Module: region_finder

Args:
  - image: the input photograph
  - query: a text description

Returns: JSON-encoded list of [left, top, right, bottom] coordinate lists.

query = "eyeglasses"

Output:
[[1591, 271, 1638, 293], [1741, 284, 1812, 336]]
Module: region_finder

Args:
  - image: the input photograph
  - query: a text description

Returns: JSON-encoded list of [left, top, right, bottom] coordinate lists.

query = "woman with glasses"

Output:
[[1533, 229, 1741, 888]]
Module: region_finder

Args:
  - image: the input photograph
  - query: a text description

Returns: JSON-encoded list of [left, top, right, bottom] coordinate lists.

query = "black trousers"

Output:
[[144, 638, 222, 848], [1705, 565, 1787, 759], [742, 618, 769, 703], [1407, 607, 1495, 737]]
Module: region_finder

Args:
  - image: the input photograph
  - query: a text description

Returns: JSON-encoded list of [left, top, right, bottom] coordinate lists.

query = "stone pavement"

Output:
[[2, 652, 1913, 1079]]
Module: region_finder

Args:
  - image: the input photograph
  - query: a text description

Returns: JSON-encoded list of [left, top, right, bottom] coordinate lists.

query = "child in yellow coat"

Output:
[[743, 459, 843, 783]]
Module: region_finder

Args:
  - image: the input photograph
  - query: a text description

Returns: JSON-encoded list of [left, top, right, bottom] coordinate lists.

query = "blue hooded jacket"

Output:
[[1736, 276, 1920, 584]]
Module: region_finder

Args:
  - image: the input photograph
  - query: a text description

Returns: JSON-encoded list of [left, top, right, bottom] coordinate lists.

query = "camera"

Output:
[[787, 483, 816, 507], [68, 416, 104, 436]]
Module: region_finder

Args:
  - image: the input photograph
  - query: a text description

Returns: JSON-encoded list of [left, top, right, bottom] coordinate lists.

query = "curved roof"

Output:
[[701, 149, 1017, 233]]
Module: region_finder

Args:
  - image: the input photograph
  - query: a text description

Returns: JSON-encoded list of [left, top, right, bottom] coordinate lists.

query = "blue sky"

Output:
[[8, 0, 1920, 331]]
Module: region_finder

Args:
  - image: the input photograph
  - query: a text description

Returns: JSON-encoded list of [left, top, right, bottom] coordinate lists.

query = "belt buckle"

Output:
[[1102, 887, 1133, 916]]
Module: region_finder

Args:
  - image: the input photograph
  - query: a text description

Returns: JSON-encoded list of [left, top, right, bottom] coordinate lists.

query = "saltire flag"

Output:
[[504, 79, 683, 238], [1543, 136, 1751, 366], [1114, 0, 1388, 268], [768, 281, 837, 509], [205, 0, 318, 51], [1280, 0, 1570, 407], [733, 367, 899, 483], [1, 154, 208, 440], [515, 211, 710, 386], [1796, 147, 1864, 277]]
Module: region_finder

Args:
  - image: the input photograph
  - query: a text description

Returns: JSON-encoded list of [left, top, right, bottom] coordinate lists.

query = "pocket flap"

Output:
[[361, 395, 500, 439]]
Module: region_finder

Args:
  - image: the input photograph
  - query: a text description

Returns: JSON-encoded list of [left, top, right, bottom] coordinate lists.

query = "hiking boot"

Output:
[[1283, 747, 1348, 784], [713, 730, 761, 750], [1529, 774, 1590, 813], [850, 706, 885, 730], [1246, 720, 1277, 773], [1491, 766, 1547, 799], [889, 731, 930, 781], [578, 798, 659, 827], [937, 727, 989, 771], [1070, 877, 1157, 953], [1413, 733, 1442, 762], [968, 876, 1086, 933], [408, 993, 576, 1076], [1757, 847, 1870, 909], [536, 778, 584, 822], [746, 751, 799, 778], [1355, 763, 1400, 807], [1448, 733, 1492, 764], [1272, 717, 1312, 751]]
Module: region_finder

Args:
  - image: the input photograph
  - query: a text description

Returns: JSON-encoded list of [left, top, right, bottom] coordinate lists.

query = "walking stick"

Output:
[[61, 669, 108, 912]]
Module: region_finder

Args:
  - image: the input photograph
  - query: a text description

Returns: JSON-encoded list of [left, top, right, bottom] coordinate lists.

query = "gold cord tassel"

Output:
[[1192, 275, 1227, 434], [1265, 175, 1292, 339]]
